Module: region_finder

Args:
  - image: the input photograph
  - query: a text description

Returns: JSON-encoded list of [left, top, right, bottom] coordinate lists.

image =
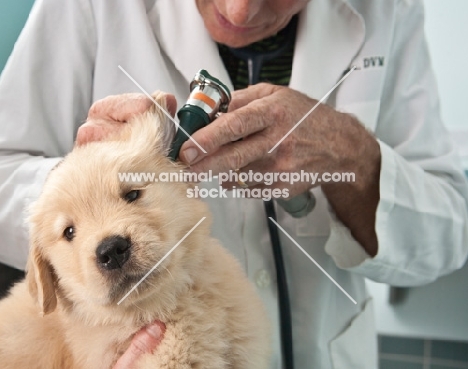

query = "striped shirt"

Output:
[[217, 16, 298, 89]]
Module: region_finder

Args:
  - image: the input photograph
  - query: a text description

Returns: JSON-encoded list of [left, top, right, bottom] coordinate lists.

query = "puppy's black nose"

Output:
[[96, 236, 131, 270]]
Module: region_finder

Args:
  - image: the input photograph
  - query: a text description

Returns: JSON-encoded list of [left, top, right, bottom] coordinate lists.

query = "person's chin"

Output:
[[208, 6, 265, 47]]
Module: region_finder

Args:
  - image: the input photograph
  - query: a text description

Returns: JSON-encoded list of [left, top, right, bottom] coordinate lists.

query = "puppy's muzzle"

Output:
[[96, 236, 131, 270]]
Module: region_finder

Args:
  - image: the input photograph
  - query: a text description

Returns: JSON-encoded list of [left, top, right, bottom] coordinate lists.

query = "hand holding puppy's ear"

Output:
[[76, 92, 177, 146]]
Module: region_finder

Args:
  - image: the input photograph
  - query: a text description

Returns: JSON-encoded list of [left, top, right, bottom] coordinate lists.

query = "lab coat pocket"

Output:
[[334, 67, 384, 132], [329, 298, 378, 369]]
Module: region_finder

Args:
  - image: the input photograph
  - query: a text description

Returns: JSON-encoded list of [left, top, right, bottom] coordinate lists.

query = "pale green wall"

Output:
[[0, 0, 36, 72]]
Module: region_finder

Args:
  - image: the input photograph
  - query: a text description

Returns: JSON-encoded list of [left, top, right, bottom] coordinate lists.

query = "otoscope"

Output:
[[170, 69, 315, 218], [169, 69, 231, 161]]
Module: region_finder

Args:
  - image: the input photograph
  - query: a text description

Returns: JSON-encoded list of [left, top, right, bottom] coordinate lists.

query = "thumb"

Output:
[[113, 321, 166, 369]]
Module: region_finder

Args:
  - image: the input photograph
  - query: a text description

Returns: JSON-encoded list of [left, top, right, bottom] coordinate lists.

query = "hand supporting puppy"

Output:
[[113, 321, 166, 369], [77, 93, 177, 146], [77, 94, 169, 368], [77, 94, 153, 146]]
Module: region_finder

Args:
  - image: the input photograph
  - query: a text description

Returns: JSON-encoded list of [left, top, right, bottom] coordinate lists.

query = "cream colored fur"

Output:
[[0, 92, 270, 368]]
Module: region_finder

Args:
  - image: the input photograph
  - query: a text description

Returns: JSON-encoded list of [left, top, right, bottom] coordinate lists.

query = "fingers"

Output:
[[186, 132, 273, 174], [179, 102, 274, 165], [113, 321, 166, 369], [179, 84, 287, 165], [79, 92, 177, 147], [88, 92, 177, 122], [75, 119, 127, 147], [88, 93, 154, 122], [79, 94, 153, 147], [228, 83, 281, 111]]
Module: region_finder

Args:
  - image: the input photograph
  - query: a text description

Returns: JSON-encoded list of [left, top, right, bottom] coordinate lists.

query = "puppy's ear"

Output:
[[148, 91, 177, 154], [127, 91, 177, 156], [161, 92, 177, 118], [155, 92, 177, 153], [26, 242, 57, 316]]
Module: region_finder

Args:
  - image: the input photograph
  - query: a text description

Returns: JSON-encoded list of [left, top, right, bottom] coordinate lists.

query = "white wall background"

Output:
[[424, 0, 468, 167]]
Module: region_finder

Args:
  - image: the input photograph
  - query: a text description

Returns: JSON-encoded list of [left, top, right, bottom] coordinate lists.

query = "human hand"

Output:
[[179, 83, 381, 254], [113, 321, 166, 369], [178, 83, 380, 196], [76, 93, 177, 146]]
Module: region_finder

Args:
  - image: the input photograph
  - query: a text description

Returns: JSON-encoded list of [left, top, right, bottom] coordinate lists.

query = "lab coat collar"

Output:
[[153, 0, 233, 90], [154, 0, 365, 98]]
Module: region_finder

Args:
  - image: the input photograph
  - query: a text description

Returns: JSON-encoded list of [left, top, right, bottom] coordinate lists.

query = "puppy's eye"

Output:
[[63, 226, 75, 241], [124, 189, 141, 203]]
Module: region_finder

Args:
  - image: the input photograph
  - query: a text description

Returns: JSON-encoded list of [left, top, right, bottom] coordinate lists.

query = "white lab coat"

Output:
[[0, 0, 467, 368]]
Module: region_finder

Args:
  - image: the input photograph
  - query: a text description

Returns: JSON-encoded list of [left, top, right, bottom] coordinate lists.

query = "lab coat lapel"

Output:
[[290, 0, 365, 100], [154, 0, 364, 99], [153, 0, 233, 90]]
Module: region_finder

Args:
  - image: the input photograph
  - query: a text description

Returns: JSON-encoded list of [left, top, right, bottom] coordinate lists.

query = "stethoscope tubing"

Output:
[[228, 39, 296, 369]]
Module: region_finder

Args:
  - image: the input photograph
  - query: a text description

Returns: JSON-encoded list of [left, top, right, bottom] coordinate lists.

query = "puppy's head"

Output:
[[27, 92, 211, 319]]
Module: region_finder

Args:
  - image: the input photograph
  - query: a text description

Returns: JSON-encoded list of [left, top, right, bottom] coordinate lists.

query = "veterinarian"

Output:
[[1, 0, 468, 368]]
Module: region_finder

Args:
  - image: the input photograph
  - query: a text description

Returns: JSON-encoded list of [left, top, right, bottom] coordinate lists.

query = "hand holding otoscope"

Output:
[[171, 69, 316, 218]]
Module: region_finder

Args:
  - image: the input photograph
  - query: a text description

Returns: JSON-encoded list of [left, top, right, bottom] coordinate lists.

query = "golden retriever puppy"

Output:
[[0, 92, 270, 368]]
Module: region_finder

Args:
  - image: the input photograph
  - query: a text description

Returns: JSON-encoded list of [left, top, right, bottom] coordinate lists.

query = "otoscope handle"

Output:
[[169, 69, 231, 161], [169, 105, 209, 161]]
